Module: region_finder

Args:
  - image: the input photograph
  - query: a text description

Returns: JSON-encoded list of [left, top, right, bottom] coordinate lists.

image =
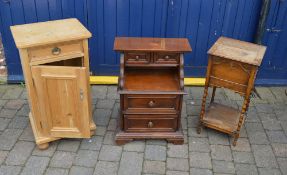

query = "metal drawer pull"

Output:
[[164, 55, 170, 60], [51, 47, 61, 55], [148, 100, 155, 107], [135, 55, 140, 60], [147, 121, 154, 128]]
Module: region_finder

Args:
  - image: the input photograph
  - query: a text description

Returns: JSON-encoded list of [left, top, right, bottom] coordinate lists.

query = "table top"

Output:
[[114, 37, 192, 52], [11, 18, 91, 48], [208, 37, 266, 66]]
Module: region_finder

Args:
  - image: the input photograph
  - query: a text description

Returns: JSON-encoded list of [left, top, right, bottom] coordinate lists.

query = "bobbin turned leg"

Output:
[[232, 133, 240, 146], [210, 87, 216, 103], [198, 85, 209, 135], [197, 122, 203, 134]]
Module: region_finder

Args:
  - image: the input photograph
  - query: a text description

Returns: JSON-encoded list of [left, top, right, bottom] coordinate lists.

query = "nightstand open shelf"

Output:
[[124, 68, 180, 92]]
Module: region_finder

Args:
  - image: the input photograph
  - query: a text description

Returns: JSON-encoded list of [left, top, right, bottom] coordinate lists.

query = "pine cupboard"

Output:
[[11, 19, 96, 149]]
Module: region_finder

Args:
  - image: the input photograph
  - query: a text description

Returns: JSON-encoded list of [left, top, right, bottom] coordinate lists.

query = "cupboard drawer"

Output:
[[124, 94, 179, 110], [28, 41, 83, 64], [154, 53, 179, 64], [125, 52, 151, 64], [124, 114, 178, 132]]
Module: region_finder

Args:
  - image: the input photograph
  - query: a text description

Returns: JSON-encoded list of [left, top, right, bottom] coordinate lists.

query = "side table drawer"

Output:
[[124, 114, 178, 132], [154, 53, 179, 64], [125, 52, 151, 64], [28, 41, 83, 64], [210, 56, 255, 94], [124, 94, 179, 110]]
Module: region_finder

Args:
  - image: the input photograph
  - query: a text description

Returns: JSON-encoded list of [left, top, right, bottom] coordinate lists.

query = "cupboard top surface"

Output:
[[11, 18, 91, 48], [208, 37, 266, 66], [114, 37, 192, 52]]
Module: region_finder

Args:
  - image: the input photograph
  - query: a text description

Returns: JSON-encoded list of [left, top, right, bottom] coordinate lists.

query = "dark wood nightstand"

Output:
[[113, 37, 192, 145]]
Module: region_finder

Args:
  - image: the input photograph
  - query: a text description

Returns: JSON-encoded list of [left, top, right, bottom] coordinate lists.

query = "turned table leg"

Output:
[[198, 85, 209, 134], [210, 87, 216, 103]]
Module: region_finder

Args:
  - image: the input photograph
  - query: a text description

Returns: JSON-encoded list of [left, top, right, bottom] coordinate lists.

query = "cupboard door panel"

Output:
[[31, 65, 90, 138]]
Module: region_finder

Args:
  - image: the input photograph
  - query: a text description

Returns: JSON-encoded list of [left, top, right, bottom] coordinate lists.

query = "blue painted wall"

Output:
[[0, 0, 285, 84], [257, 0, 287, 83]]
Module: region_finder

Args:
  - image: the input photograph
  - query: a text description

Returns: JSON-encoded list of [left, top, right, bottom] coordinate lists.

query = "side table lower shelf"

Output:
[[199, 103, 245, 134]]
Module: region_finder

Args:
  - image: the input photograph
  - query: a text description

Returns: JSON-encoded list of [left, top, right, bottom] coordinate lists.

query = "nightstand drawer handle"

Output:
[[164, 55, 170, 60], [51, 47, 61, 55], [148, 100, 155, 107], [147, 121, 154, 128], [135, 55, 140, 60]]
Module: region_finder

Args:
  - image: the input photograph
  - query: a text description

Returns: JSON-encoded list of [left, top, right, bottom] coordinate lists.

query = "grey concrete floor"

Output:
[[0, 85, 286, 175]]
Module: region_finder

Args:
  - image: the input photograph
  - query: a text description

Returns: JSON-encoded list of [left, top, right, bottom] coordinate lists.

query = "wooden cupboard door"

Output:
[[31, 65, 90, 138]]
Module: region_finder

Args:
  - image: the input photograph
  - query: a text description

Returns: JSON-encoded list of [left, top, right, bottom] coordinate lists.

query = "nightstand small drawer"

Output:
[[124, 114, 178, 132], [125, 52, 151, 64], [28, 41, 83, 64], [154, 53, 179, 64], [124, 95, 179, 110]]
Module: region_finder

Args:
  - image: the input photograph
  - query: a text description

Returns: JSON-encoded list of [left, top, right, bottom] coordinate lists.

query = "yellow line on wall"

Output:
[[90, 76, 205, 86]]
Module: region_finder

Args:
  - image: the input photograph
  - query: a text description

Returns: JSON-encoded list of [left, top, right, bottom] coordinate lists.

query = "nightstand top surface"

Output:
[[114, 37, 192, 52], [11, 18, 91, 48], [208, 37, 266, 66]]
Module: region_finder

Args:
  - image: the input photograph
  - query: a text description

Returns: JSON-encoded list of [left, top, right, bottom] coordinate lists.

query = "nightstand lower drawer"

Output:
[[124, 114, 178, 132]]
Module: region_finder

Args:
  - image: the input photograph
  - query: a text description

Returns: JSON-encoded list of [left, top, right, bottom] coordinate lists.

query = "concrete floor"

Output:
[[0, 85, 286, 175]]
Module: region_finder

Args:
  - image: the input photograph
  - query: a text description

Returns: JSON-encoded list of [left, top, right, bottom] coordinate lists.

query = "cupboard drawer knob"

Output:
[[148, 100, 155, 107], [147, 121, 154, 128], [51, 47, 61, 55], [135, 55, 140, 60], [164, 55, 170, 60]]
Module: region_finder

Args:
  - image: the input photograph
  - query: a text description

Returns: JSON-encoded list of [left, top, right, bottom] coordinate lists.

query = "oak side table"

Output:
[[197, 37, 266, 146], [114, 37, 192, 145], [11, 18, 96, 149]]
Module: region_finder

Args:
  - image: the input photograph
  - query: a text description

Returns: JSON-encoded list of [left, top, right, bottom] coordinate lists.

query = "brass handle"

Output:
[[147, 121, 154, 128], [52, 47, 61, 55], [135, 55, 140, 60], [164, 55, 170, 60], [148, 100, 155, 107]]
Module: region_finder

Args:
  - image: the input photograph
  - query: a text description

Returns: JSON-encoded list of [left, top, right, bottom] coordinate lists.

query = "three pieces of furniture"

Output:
[[10, 17, 266, 148], [11, 18, 96, 149], [114, 37, 192, 145], [197, 37, 266, 146]]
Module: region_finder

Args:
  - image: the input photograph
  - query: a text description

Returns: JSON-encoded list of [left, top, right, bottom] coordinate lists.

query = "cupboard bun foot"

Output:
[[37, 143, 49, 150], [90, 130, 95, 136]]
